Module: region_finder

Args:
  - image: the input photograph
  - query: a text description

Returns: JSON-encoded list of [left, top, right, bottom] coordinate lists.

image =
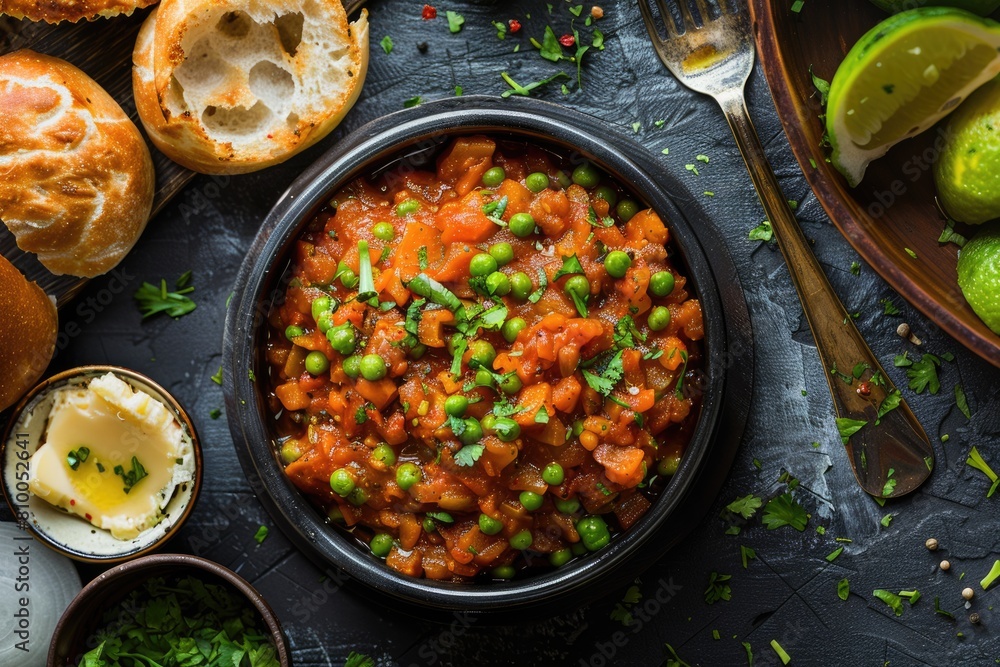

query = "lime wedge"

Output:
[[957, 223, 1000, 334], [868, 0, 1000, 16], [827, 8, 1000, 186]]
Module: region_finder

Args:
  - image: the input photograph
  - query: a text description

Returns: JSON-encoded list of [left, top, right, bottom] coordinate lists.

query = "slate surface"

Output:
[[2, 1, 1000, 666]]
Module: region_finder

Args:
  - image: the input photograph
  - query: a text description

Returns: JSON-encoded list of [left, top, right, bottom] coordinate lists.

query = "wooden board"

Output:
[[0, 8, 195, 307]]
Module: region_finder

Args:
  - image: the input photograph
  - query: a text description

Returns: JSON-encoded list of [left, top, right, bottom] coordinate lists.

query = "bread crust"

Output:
[[0, 255, 58, 412], [0, 0, 156, 24], [0, 50, 156, 277], [132, 0, 368, 174]]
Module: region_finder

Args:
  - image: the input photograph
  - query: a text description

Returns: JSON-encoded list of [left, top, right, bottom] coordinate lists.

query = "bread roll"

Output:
[[0, 50, 155, 278], [1, 0, 156, 23], [0, 255, 58, 412], [132, 0, 368, 174]]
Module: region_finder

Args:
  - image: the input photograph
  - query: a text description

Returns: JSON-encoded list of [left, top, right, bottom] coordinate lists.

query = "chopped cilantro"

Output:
[[740, 545, 756, 569], [906, 353, 941, 394], [876, 389, 902, 423], [426, 511, 454, 524], [836, 417, 867, 444], [684, 163, 700, 176], [380, 35, 393, 54], [880, 513, 893, 527], [726, 494, 763, 520], [446, 10, 464, 33], [938, 219, 967, 248], [403, 96, 422, 108], [838, 578, 850, 601], [748, 220, 773, 242], [582, 349, 624, 397], [873, 589, 904, 616], [955, 383, 971, 419], [253, 525, 269, 544], [501, 70, 570, 98], [826, 546, 843, 562], [809, 65, 830, 105], [553, 254, 584, 281], [113, 456, 148, 494], [966, 446, 999, 498], [761, 493, 808, 531], [933, 596, 954, 619], [538, 25, 567, 61], [454, 444, 484, 467], [850, 261, 861, 276], [880, 298, 900, 315], [704, 572, 732, 604], [904, 247, 917, 259], [345, 653, 375, 667]]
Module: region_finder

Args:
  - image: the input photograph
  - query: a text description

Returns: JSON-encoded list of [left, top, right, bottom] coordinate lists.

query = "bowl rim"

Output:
[[47, 552, 290, 667], [749, 0, 1000, 368], [223, 95, 729, 610], [0, 364, 203, 564]]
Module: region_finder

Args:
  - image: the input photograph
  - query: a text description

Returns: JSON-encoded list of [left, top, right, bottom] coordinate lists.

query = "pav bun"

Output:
[[1, 0, 156, 24], [0, 50, 155, 278], [0, 255, 58, 412], [132, 0, 369, 174]]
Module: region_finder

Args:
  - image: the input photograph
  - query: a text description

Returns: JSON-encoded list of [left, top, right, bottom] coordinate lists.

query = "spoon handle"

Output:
[[716, 88, 934, 498]]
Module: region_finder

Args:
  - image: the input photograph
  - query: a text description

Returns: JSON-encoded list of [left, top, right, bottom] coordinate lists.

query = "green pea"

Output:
[[493, 417, 520, 442], [502, 317, 527, 343], [499, 373, 522, 395], [348, 488, 368, 506], [594, 185, 618, 207], [509, 212, 536, 238], [657, 452, 682, 477], [571, 542, 588, 556], [338, 263, 359, 289], [396, 462, 422, 490], [564, 275, 591, 299], [604, 250, 632, 279], [542, 462, 565, 486], [284, 325, 304, 341], [525, 172, 550, 193], [486, 272, 511, 296], [327, 327, 357, 355], [482, 166, 506, 187], [305, 351, 330, 376], [370, 533, 394, 558], [554, 497, 580, 514], [329, 468, 355, 496], [480, 413, 498, 433], [510, 272, 533, 300], [373, 221, 395, 241], [479, 513, 504, 535], [342, 355, 362, 379], [648, 306, 671, 332], [489, 242, 515, 266], [408, 343, 427, 360], [475, 369, 495, 387], [444, 394, 469, 417], [509, 529, 533, 550], [492, 565, 516, 579], [280, 441, 302, 464], [360, 354, 387, 381], [571, 420, 585, 437], [469, 340, 496, 368], [470, 253, 499, 278], [311, 296, 332, 321], [649, 270, 676, 297], [396, 199, 420, 216], [459, 418, 483, 445], [549, 548, 573, 567], [372, 443, 396, 467], [423, 517, 437, 533], [576, 515, 611, 551], [519, 491, 543, 511], [616, 199, 639, 222], [554, 170, 573, 189], [316, 312, 334, 334], [572, 164, 601, 188]]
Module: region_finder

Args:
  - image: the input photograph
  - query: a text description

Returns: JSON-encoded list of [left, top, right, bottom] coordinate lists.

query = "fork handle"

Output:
[[715, 89, 933, 498]]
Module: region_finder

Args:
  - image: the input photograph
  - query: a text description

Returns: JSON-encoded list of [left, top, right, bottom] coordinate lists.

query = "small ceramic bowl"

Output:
[[0, 365, 202, 563], [48, 553, 290, 667]]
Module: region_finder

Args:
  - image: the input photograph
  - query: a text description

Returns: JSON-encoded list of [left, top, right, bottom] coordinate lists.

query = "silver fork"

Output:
[[639, 0, 934, 498]]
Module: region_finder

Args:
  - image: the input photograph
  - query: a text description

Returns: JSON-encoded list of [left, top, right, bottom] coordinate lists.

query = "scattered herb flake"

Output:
[[748, 220, 773, 243], [704, 572, 732, 604], [726, 494, 763, 520], [762, 493, 808, 531], [134, 276, 197, 319], [955, 383, 971, 419], [826, 546, 844, 562], [380, 35, 393, 54], [836, 417, 867, 444], [873, 589, 904, 616], [770, 639, 791, 666], [446, 10, 464, 33], [906, 353, 941, 394], [838, 578, 850, 601], [740, 545, 756, 569], [454, 444, 484, 467], [253, 525, 269, 544]]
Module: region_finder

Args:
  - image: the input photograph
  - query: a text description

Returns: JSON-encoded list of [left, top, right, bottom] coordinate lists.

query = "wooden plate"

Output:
[[749, 0, 1000, 367]]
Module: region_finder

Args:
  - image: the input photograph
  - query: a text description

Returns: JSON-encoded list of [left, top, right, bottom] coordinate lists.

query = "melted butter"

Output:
[[28, 374, 184, 540], [682, 43, 727, 73]]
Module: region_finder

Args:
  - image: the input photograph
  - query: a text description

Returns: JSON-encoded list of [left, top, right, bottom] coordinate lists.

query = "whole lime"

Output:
[[869, 0, 1000, 15], [935, 77, 1000, 224], [957, 223, 1000, 334]]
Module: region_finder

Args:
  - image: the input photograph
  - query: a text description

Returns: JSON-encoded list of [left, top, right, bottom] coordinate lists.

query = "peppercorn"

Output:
[[925, 537, 939, 551], [962, 587, 975, 601], [970, 612, 981, 624], [940, 560, 951, 571]]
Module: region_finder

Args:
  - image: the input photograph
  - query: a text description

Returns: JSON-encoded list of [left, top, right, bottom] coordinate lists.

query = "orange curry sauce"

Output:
[[265, 135, 703, 581]]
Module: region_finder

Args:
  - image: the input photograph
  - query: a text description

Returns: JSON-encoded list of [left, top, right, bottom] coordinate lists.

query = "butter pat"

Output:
[[27, 373, 191, 540]]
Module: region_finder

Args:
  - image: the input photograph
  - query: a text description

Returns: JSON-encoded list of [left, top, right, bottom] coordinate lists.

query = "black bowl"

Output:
[[223, 95, 745, 613]]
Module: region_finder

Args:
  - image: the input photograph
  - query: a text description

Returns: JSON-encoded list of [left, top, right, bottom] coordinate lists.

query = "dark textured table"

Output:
[[6, 2, 1000, 665]]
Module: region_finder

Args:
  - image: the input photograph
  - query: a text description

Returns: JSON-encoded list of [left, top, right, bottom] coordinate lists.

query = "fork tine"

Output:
[[717, 0, 736, 14], [672, 0, 699, 32], [693, 0, 713, 21], [639, 0, 678, 38]]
